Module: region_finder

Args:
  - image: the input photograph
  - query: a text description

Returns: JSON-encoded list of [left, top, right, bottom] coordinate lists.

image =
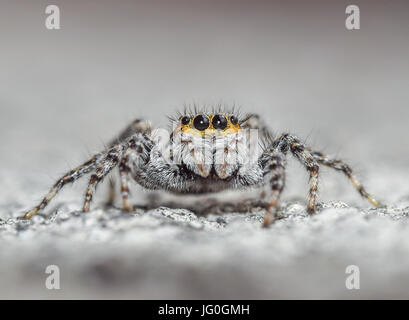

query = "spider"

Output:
[[22, 106, 381, 226]]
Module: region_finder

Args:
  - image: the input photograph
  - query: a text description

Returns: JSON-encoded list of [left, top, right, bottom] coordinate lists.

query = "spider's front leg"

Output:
[[82, 133, 152, 212], [82, 144, 126, 212], [259, 149, 287, 227], [273, 134, 321, 214], [118, 150, 133, 212], [116, 134, 152, 212], [106, 119, 152, 208]]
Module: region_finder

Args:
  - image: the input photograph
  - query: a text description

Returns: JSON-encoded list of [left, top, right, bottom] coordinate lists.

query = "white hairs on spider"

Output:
[[151, 126, 261, 171]]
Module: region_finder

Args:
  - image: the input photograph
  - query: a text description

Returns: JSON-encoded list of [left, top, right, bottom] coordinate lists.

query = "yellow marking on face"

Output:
[[179, 114, 240, 137]]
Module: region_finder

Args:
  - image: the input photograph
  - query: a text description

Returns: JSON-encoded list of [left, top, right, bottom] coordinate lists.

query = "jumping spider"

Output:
[[23, 107, 381, 226]]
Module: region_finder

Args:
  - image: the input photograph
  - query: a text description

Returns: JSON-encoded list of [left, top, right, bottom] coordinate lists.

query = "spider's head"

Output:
[[171, 112, 250, 179]]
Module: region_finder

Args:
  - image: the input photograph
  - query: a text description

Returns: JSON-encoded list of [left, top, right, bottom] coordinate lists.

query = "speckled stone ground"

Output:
[[1, 167, 409, 299]]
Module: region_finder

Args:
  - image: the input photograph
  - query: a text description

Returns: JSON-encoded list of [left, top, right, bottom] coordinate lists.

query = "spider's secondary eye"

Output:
[[181, 116, 190, 125], [212, 114, 227, 130], [230, 116, 238, 125], [193, 115, 209, 131]]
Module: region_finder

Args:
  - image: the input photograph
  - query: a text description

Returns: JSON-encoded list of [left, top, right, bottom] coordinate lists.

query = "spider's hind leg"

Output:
[[22, 152, 105, 219], [311, 151, 381, 207], [274, 133, 381, 214]]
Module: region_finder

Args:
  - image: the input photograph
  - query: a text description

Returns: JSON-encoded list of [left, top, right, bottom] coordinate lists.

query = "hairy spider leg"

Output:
[[106, 119, 152, 208], [119, 150, 132, 211], [22, 152, 105, 219], [261, 149, 286, 227], [82, 144, 126, 212], [117, 134, 152, 211], [273, 134, 321, 214], [82, 133, 153, 212], [310, 150, 381, 207]]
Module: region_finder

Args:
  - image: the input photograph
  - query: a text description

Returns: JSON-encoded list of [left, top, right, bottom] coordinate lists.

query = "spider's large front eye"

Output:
[[193, 115, 209, 131], [212, 114, 227, 130], [181, 116, 190, 125]]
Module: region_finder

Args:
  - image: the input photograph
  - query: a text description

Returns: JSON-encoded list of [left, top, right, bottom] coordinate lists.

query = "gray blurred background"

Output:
[[1, 0, 409, 299], [1, 0, 408, 171]]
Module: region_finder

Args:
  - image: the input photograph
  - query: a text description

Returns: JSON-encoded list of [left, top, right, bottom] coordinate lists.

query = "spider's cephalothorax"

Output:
[[173, 113, 244, 179], [22, 107, 382, 226]]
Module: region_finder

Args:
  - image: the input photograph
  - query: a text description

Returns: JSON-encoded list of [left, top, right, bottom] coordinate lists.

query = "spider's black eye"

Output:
[[193, 114, 209, 131], [212, 114, 227, 130], [230, 115, 238, 125], [181, 116, 190, 125]]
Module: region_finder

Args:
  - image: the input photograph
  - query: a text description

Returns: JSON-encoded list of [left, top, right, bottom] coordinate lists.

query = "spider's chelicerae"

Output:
[[23, 106, 381, 226]]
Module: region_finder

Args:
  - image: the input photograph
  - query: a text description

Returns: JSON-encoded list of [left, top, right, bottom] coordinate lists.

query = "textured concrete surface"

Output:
[[1, 0, 409, 299], [1, 165, 409, 299]]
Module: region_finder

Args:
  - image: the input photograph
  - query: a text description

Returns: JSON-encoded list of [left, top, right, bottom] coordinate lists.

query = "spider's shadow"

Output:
[[113, 193, 270, 217]]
